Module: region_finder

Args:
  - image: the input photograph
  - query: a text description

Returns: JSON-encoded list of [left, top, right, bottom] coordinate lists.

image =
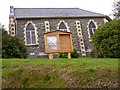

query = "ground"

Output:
[[1, 58, 118, 88]]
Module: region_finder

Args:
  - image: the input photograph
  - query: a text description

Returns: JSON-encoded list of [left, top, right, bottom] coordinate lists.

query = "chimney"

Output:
[[10, 6, 14, 16]]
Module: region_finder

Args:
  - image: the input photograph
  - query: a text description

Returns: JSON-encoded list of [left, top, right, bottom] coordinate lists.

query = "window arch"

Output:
[[87, 20, 97, 40], [57, 20, 70, 32], [24, 21, 38, 45]]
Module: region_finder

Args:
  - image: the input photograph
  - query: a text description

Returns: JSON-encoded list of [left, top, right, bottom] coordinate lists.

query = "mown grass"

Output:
[[2, 58, 118, 88]]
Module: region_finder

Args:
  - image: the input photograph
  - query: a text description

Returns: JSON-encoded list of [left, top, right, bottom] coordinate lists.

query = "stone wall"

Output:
[[15, 17, 104, 57]]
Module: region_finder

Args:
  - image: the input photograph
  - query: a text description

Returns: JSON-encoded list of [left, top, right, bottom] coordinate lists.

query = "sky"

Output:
[[0, 0, 115, 30]]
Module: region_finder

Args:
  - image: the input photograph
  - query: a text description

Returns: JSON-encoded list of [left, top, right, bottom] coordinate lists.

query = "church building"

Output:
[[9, 6, 111, 58]]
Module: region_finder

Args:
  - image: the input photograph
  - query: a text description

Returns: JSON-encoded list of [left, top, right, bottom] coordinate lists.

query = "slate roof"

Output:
[[11, 7, 110, 19]]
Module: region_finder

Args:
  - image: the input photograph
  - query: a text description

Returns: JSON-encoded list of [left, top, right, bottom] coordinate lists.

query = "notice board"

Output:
[[44, 30, 73, 54]]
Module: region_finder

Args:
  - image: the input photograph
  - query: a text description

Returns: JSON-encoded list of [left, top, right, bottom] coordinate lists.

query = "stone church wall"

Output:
[[15, 17, 104, 57]]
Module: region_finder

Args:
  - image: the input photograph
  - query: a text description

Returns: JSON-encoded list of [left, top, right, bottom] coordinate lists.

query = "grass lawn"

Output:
[[2, 58, 118, 88]]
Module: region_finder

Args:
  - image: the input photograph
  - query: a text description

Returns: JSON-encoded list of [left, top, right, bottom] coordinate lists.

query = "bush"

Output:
[[90, 48, 103, 58], [0, 29, 2, 58], [58, 48, 79, 58], [58, 52, 68, 58], [71, 48, 79, 58], [92, 20, 120, 58], [2, 29, 27, 58]]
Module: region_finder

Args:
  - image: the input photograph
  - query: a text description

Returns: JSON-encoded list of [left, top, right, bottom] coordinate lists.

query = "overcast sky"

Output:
[[0, 0, 115, 30]]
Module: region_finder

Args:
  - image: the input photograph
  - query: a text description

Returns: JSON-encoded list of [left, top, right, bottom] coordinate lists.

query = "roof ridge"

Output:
[[14, 7, 79, 9]]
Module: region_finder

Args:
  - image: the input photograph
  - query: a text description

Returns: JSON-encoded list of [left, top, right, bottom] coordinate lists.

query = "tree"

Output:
[[113, 0, 120, 19], [92, 20, 120, 58], [2, 28, 27, 58], [0, 23, 2, 58]]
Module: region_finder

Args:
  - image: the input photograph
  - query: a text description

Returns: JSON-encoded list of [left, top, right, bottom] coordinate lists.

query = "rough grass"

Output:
[[2, 58, 118, 88]]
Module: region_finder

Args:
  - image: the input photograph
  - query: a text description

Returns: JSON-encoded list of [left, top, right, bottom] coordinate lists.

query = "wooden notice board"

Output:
[[59, 34, 71, 51], [44, 30, 73, 54]]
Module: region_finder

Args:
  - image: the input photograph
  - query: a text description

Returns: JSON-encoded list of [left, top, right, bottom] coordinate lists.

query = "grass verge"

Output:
[[2, 58, 118, 88]]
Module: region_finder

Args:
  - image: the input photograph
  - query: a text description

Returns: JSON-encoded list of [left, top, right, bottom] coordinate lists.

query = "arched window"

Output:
[[59, 22, 67, 30], [57, 21, 70, 32], [26, 23, 36, 44], [88, 21, 96, 37]]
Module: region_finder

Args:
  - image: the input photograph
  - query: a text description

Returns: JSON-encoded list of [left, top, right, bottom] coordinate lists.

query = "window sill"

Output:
[[59, 29, 70, 32], [25, 43, 39, 46], [89, 39, 93, 43]]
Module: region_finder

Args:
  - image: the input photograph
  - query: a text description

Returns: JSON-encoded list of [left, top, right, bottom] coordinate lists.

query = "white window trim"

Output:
[[9, 17, 16, 36], [76, 21, 86, 57], [87, 19, 98, 41], [24, 21, 39, 46], [57, 20, 70, 32], [104, 18, 108, 23], [44, 21, 50, 32], [86, 49, 92, 52], [30, 52, 35, 55]]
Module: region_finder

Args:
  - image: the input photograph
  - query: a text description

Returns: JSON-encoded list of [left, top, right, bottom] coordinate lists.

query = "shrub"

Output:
[[90, 48, 103, 58], [58, 48, 79, 58], [2, 29, 27, 58], [71, 48, 79, 58], [92, 20, 120, 58], [58, 52, 68, 58]]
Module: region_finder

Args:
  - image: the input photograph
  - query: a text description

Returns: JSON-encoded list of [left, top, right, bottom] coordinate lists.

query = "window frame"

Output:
[[24, 21, 39, 46], [87, 20, 98, 41], [89, 21, 96, 37], [26, 30, 36, 45]]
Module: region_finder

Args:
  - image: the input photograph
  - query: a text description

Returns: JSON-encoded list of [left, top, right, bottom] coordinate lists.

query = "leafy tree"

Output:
[[92, 20, 120, 58], [113, 0, 120, 19], [0, 23, 2, 58], [2, 28, 27, 58]]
